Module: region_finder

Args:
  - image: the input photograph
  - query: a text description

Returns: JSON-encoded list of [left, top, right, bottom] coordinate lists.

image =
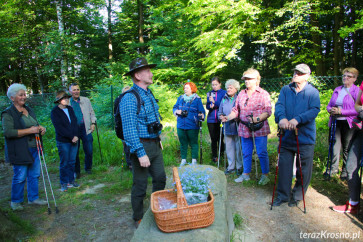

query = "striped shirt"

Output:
[[232, 87, 272, 138], [120, 84, 161, 158]]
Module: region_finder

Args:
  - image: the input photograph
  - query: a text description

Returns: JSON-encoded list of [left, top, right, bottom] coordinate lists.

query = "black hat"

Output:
[[54, 91, 71, 103], [124, 57, 157, 76]]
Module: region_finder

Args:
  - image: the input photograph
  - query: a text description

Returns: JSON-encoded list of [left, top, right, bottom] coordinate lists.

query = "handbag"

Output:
[[240, 120, 264, 131]]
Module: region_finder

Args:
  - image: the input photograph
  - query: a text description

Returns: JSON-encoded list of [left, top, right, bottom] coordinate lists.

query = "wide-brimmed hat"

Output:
[[54, 91, 71, 103], [124, 57, 157, 76], [293, 64, 311, 74]]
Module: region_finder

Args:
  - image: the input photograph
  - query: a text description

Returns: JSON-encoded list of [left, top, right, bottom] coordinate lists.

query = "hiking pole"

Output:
[[217, 122, 223, 169], [295, 128, 306, 214], [223, 123, 227, 172], [324, 115, 336, 180], [271, 128, 283, 210], [198, 112, 204, 164], [359, 153, 363, 216], [35, 134, 59, 214], [95, 122, 104, 163], [248, 113, 258, 179]]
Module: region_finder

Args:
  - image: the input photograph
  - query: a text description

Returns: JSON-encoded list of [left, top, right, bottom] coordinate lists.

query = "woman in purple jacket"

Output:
[[206, 77, 227, 163], [325, 67, 360, 180]]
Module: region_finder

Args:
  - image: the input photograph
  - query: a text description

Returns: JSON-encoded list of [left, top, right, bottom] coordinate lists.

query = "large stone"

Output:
[[132, 165, 233, 242]]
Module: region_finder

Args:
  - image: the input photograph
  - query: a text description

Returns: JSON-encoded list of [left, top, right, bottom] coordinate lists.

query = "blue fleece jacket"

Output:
[[173, 94, 205, 130], [275, 82, 320, 146], [206, 89, 227, 123], [218, 93, 239, 135], [51, 105, 79, 143]]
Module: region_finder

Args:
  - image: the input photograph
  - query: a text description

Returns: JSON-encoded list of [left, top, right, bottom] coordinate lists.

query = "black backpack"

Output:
[[114, 89, 143, 140]]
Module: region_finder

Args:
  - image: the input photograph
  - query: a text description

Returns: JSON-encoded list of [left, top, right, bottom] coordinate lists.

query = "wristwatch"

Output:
[[256, 117, 260, 122]]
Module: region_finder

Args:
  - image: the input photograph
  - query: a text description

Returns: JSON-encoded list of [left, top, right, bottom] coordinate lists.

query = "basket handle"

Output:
[[173, 167, 188, 208]]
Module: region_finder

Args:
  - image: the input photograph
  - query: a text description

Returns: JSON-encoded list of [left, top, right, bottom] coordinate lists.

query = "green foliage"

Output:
[[233, 213, 244, 228]]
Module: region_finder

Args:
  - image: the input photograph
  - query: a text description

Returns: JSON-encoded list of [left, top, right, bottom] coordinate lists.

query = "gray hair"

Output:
[[7, 83, 27, 100], [225, 79, 241, 91]]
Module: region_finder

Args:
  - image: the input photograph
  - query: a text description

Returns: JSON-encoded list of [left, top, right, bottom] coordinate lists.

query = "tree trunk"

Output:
[[311, 11, 324, 76], [55, 0, 68, 87], [107, 0, 113, 78], [137, 0, 145, 55], [333, 1, 343, 77]]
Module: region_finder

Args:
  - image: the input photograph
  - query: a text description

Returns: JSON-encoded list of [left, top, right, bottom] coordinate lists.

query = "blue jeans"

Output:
[[57, 141, 78, 185], [241, 136, 269, 174], [75, 123, 93, 173], [11, 148, 40, 203]]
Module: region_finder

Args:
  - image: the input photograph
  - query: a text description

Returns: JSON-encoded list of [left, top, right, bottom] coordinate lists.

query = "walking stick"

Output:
[[247, 113, 258, 179], [35, 134, 59, 214], [217, 122, 223, 169], [324, 115, 336, 180], [95, 122, 104, 163], [198, 112, 204, 164], [271, 128, 283, 210], [295, 128, 307, 214], [223, 124, 227, 171]]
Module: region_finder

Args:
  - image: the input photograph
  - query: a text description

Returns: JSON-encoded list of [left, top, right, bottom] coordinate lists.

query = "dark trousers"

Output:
[[346, 130, 363, 201], [75, 123, 93, 174], [207, 122, 224, 159], [329, 120, 356, 174], [277, 144, 315, 201], [130, 140, 166, 221]]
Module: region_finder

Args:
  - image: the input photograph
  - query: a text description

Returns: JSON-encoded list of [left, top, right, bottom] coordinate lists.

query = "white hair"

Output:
[[7, 83, 27, 100], [225, 79, 241, 91]]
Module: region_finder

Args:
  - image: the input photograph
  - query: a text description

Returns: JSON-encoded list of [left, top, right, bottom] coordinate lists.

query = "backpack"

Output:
[[114, 89, 143, 140]]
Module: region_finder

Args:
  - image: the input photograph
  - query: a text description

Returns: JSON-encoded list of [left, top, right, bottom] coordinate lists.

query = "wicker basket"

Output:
[[151, 167, 215, 233]]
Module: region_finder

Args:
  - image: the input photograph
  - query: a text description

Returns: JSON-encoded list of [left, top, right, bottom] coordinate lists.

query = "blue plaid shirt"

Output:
[[120, 84, 161, 158]]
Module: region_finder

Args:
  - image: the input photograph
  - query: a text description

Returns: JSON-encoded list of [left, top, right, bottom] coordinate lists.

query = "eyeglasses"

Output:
[[244, 98, 249, 107], [294, 71, 305, 76], [342, 74, 355, 79]]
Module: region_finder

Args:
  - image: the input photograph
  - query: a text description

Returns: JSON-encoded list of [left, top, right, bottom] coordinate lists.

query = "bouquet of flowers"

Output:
[[177, 167, 212, 205]]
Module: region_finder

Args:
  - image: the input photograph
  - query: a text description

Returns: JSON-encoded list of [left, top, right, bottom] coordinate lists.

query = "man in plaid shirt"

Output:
[[221, 68, 272, 185], [120, 57, 166, 228]]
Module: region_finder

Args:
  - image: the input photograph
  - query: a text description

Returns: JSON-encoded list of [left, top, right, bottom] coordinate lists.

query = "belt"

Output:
[[140, 137, 160, 143]]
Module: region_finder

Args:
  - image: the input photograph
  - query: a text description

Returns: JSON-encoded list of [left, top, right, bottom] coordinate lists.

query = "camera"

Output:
[[147, 121, 163, 134], [180, 110, 189, 117]]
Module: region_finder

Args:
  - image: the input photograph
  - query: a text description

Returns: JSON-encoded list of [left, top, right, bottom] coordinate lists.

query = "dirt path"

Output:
[[1, 164, 362, 241]]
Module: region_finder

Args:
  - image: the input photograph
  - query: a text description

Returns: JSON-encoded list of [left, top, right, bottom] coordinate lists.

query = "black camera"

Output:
[[147, 121, 163, 134], [180, 110, 189, 117]]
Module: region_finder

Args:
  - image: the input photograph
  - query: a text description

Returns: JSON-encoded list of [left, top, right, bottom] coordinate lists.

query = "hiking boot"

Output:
[[224, 169, 235, 175], [10, 202, 24, 211], [61, 184, 68, 192], [28, 199, 47, 205], [258, 175, 270, 185], [272, 197, 287, 207], [333, 202, 359, 214], [323, 169, 338, 180], [67, 182, 80, 188], [235, 174, 250, 183], [288, 198, 300, 207], [180, 160, 187, 167]]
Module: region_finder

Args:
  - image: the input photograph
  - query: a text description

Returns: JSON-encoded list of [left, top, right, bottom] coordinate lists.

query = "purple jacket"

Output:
[[326, 85, 360, 128]]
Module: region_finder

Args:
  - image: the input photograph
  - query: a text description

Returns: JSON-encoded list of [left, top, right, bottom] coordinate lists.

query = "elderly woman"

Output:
[[221, 68, 272, 185], [206, 77, 227, 163], [51, 90, 79, 192], [173, 82, 205, 166], [333, 76, 363, 214], [325, 67, 360, 180], [218, 79, 243, 175], [1, 83, 47, 210]]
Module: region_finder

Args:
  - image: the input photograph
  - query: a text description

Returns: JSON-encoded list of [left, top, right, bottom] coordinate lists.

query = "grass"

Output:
[[233, 213, 244, 228]]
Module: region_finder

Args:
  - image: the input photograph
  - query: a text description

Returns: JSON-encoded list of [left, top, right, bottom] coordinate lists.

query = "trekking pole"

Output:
[[35, 134, 59, 214], [248, 113, 258, 179], [95, 122, 104, 163], [324, 115, 336, 180], [271, 128, 283, 210], [198, 112, 204, 164], [295, 128, 306, 214], [217, 122, 223, 169], [223, 124, 227, 171], [359, 154, 363, 216]]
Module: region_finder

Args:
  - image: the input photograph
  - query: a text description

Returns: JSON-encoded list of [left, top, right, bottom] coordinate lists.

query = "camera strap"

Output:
[[145, 90, 162, 123]]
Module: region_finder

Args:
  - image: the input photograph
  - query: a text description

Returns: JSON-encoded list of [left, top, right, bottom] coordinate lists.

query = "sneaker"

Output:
[[258, 175, 270, 185], [288, 198, 300, 207], [180, 160, 187, 167], [235, 174, 250, 183], [224, 169, 235, 175], [10, 202, 24, 211], [333, 201, 359, 214], [28, 199, 47, 205], [61, 184, 68, 192], [192, 159, 197, 165], [67, 182, 80, 188]]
